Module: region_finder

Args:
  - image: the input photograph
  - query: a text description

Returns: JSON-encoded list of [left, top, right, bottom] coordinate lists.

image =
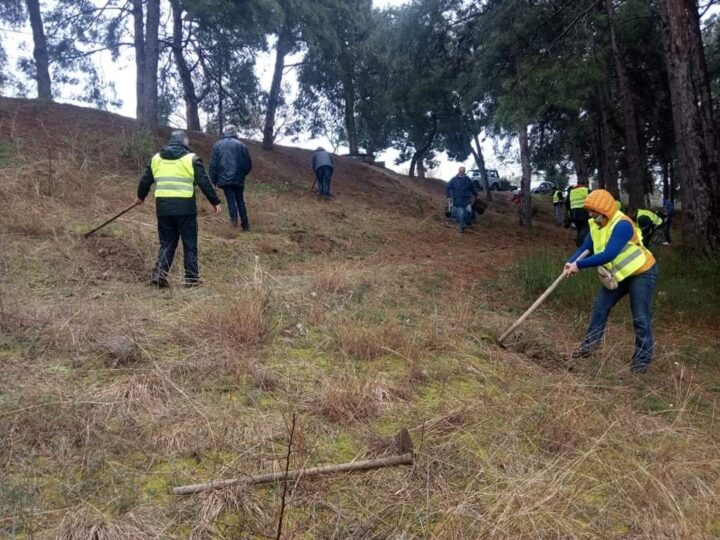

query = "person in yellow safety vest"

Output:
[[565, 178, 590, 246], [552, 187, 564, 226], [636, 208, 664, 248], [136, 131, 222, 288], [564, 189, 658, 374]]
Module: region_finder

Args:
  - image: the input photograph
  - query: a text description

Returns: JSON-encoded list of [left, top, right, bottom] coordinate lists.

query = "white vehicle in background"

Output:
[[468, 168, 501, 191]]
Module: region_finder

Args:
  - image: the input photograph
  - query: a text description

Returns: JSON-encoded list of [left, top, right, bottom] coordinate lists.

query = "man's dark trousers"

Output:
[[223, 185, 249, 229], [153, 215, 199, 283], [316, 165, 333, 197], [570, 209, 589, 247]]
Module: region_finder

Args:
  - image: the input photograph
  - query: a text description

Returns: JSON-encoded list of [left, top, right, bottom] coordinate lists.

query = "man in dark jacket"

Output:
[[311, 147, 334, 199], [445, 166, 478, 233], [209, 125, 253, 230], [136, 130, 221, 288]]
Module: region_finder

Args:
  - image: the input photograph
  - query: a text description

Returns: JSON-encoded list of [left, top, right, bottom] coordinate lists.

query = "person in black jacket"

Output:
[[209, 125, 253, 230], [136, 131, 221, 288]]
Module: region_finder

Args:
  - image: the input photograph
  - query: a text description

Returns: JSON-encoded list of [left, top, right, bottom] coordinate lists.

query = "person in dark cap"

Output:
[[311, 146, 334, 199], [210, 124, 253, 230], [136, 130, 221, 288]]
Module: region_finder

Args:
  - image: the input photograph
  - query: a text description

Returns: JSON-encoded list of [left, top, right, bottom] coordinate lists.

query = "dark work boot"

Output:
[[151, 270, 169, 288], [571, 347, 592, 359], [241, 222, 250, 232]]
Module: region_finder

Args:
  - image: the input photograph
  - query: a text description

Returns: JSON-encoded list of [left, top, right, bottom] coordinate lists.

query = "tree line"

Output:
[[1, 0, 719, 253]]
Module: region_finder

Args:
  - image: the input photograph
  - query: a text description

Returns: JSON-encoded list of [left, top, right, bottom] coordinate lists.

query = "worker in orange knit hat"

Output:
[[564, 189, 658, 374]]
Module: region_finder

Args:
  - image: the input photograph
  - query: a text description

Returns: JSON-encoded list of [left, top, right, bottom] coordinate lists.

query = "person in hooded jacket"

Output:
[[564, 189, 658, 373], [136, 130, 221, 288], [210, 125, 253, 230], [311, 147, 335, 199]]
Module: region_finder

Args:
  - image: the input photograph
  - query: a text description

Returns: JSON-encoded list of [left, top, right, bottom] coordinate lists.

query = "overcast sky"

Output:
[[0, 0, 513, 180]]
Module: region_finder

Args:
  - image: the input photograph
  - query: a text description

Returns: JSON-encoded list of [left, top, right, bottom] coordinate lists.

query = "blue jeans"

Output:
[[581, 264, 658, 369], [452, 204, 471, 231], [222, 186, 248, 228], [315, 166, 333, 197]]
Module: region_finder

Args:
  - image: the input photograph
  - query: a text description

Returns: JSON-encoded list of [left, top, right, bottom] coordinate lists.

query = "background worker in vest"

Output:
[[552, 187, 564, 226], [635, 208, 664, 248], [564, 190, 658, 374], [136, 131, 221, 288], [210, 124, 253, 230], [566, 178, 590, 246]]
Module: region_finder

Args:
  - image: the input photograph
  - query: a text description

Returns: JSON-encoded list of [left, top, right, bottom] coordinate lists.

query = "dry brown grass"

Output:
[[53, 505, 165, 539], [187, 284, 269, 352], [311, 262, 362, 296], [314, 373, 382, 423], [2, 98, 720, 539]]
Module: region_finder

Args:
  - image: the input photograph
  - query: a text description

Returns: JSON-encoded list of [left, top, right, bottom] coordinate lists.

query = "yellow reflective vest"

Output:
[[569, 186, 589, 209], [589, 211, 653, 283], [151, 153, 196, 199], [553, 190, 563, 204], [637, 209, 663, 227]]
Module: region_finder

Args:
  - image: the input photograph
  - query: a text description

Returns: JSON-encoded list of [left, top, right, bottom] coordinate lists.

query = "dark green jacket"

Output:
[[137, 143, 221, 216]]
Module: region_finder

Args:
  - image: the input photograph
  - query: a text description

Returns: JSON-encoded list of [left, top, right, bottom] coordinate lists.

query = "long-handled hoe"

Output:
[[84, 200, 142, 238], [498, 250, 589, 347]]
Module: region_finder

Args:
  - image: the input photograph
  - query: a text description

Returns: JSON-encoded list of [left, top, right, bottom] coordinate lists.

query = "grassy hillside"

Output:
[[1, 97, 719, 538]]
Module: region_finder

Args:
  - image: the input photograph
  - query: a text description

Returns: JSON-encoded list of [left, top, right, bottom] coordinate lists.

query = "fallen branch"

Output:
[[173, 452, 414, 496]]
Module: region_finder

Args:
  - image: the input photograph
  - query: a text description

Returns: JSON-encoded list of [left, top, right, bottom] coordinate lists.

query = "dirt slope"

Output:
[[1, 97, 719, 538]]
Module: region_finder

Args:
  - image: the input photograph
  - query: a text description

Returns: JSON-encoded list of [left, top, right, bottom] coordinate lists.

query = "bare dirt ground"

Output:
[[1, 97, 719, 538]]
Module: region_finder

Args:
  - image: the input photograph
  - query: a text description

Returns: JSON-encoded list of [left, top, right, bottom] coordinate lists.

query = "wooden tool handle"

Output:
[[498, 249, 590, 345]]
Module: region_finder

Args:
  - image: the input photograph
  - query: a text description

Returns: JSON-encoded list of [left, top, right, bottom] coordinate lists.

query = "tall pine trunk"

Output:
[[471, 133, 492, 201], [606, 0, 646, 210], [171, 1, 201, 131], [661, 0, 720, 253], [339, 50, 359, 156], [131, 0, 145, 122], [600, 86, 620, 198], [571, 138, 589, 185], [342, 80, 359, 155], [408, 113, 437, 178], [141, 0, 160, 128], [513, 42, 533, 227], [25, 0, 51, 100], [518, 122, 533, 227], [263, 23, 293, 150]]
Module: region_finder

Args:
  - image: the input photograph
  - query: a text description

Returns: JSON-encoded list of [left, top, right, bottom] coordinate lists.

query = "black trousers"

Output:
[[153, 214, 199, 283], [570, 208, 589, 247], [637, 216, 656, 248]]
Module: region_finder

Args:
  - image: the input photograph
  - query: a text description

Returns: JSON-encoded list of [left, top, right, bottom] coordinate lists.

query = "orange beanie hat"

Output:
[[584, 189, 618, 219]]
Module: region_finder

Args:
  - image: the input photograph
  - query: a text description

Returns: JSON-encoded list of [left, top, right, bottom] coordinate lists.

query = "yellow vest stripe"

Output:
[[610, 246, 644, 276]]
